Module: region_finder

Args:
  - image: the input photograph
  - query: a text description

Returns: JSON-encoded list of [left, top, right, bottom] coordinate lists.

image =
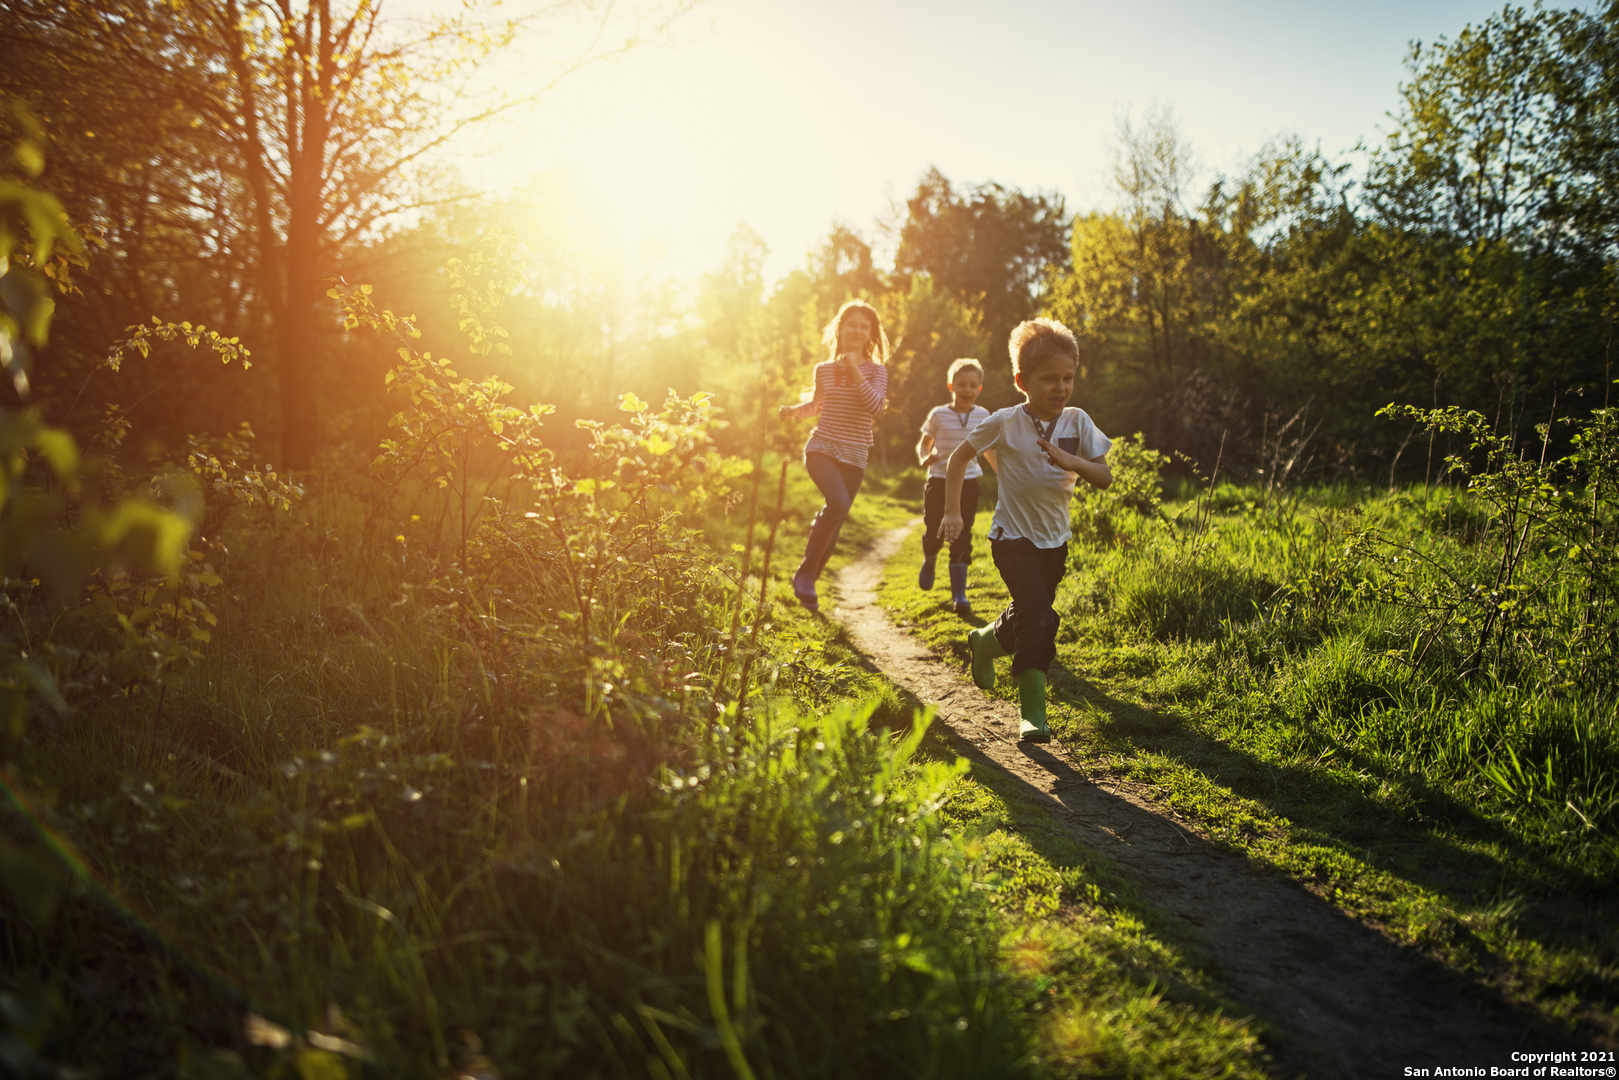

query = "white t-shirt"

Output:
[[921, 404, 991, 479], [965, 405, 1112, 548]]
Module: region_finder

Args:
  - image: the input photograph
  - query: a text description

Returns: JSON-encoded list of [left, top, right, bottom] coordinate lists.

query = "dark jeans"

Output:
[[793, 452, 865, 592], [922, 476, 980, 565], [989, 537, 1068, 676]]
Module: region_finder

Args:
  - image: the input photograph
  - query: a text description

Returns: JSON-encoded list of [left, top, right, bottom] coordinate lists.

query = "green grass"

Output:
[[797, 483, 1274, 1078], [694, 474, 1273, 1077], [0, 457, 1271, 1079], [926, 747, 1271, 1078], [878, 486, 1619, 1044]]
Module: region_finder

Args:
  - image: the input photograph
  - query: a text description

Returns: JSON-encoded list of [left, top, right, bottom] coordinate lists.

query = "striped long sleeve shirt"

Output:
[[783, 359, 888, 467]]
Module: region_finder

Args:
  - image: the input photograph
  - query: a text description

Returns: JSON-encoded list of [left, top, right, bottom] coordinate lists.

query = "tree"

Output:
[[700, 224, 770, 365], [1, 3, 268, 448], [895, 167, 1069, 370], [1549, 2, 1619, 260], [1048, 107, 1239, 457], [1357, 4, 1614, 444], [879, 276, 989, 467], [1365, 5, 1575, 246], [0, 0, 682, 468]]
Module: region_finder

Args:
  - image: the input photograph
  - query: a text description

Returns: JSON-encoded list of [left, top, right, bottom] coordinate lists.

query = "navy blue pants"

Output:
[[793, 452, 865, 593], [989, 537, 1068, 676]]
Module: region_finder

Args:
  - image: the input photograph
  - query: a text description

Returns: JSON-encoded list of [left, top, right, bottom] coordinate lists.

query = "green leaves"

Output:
[[103, 318, 251, 374], [186, 423, 304, 514], [1375, 401, 1619, 690], [1, 106, 85, 398]]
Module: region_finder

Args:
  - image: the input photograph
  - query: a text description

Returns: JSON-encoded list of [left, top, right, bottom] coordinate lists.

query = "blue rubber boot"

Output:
[[918, 555, 937, 590], [967, 625, 1007, 690], [948, 563, 969, 613], [1016, 668, 1049, 742]]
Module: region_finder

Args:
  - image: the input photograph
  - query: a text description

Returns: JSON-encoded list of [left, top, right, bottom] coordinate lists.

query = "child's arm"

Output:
[[1037, 439, 1112, 489], [935, 440, 978, 541], [777, 366, 825, 419], [916, 431, 939, 467], [857, 362, 887, 416], [981, 448, 998, 474]]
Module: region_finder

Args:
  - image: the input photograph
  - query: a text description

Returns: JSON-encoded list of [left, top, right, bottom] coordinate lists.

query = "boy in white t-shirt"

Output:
[[915, 358, 994, 614], [936, 318, 1112, 742]]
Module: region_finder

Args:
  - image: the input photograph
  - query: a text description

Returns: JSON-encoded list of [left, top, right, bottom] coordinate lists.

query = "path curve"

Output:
[[830, 522, 1561, 1080]]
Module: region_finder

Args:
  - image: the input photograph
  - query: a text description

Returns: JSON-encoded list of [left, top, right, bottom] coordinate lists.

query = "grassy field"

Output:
[[8, 385, 1611, 1073], [878, 462, 1619, 1046], [1, 442, 1273, 1077], [769, 484, 1274, 1078]]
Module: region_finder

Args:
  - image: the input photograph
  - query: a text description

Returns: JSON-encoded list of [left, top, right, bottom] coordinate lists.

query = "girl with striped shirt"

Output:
[[778, 300, 890, 611]]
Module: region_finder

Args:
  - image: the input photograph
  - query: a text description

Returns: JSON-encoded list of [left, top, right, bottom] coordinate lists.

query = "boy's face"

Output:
[[1014, 353, 1076, 419], [949, 370, 982, 407]]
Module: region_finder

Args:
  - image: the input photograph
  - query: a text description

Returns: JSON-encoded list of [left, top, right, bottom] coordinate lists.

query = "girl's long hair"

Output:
[[795, 300, 890, 405], [822, 299, 890, 365]]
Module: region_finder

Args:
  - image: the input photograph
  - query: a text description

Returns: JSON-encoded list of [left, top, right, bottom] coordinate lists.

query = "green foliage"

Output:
[[896, 167, 1070, 350], [1042, 9, 1619, 475], [885, 466, 1619, 1038], [0, 220, 1059, 1075], [1374, 401, 1618, 693], [1366, 4, 1598, 248], [339, 239, 749, 658], [1070, 432, 1170, 546], [0, 103, 82, 390], [0, 118, 211, 754], [879, 275, 993, 468], [186, 423, 304, 517], [103, 317, 251, 373], [0, 111, 225, 1073]]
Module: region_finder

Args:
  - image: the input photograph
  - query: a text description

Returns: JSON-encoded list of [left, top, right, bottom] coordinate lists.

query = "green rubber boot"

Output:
[[967, 626, 1007, 690], [1016, 668, 1049, 743]]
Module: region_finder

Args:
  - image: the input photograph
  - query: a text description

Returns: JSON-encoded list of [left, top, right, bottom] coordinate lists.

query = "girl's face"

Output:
[[838, 310, 875, 357], [950, 370, 983, 408]]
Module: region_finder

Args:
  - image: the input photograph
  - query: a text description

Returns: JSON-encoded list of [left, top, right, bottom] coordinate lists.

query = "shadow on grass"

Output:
[[880, 672, 1580, 1078], [874, 520, 1615, 1049], [1041, 659, 1619, 969]]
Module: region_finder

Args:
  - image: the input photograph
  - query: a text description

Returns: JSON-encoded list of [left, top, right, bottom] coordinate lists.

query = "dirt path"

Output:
[[830, 522, 1564, 1080]]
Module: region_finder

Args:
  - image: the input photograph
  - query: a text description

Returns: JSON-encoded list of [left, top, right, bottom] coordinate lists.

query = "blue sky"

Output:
[[463, 0, 1556, 282]]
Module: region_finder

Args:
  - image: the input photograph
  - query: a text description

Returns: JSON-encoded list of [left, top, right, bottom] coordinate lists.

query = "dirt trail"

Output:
[[830, 522, 1565, 1080]]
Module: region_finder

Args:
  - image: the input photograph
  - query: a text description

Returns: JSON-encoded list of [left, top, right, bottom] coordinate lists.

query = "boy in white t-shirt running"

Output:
[[915, 358, 993, 614], [936, 318, 1112, 742]]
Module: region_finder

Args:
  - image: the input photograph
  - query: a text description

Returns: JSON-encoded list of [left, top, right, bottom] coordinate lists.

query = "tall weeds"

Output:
[[0, 237, 1040, 1075], [1066, 402, 1619, 865]]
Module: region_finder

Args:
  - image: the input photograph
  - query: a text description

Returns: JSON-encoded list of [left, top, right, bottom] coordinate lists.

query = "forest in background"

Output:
[[3, 2, 1617, 481], [1, 1, 1617, 1075]]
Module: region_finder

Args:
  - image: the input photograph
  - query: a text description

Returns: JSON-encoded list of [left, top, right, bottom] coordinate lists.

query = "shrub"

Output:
[[1072, 433, 1169, 546]]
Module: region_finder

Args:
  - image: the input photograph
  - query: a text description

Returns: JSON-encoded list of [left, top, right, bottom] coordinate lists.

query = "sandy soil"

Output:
[[829, 522, 1575, 1080]]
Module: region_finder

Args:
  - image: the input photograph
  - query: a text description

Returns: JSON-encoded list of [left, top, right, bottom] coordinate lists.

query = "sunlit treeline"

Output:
[[2, 1, 1616, 481]]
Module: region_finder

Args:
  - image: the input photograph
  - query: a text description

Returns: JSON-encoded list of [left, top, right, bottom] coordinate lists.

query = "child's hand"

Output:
[[1037, 438, 1083, 472], [777, 404, 794, 419], [936, 512, 964, 542], [919, 450, 941, 467]]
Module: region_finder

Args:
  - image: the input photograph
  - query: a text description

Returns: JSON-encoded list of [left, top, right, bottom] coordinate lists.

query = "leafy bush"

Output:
[[0, 228, 1048, 1076], [1375, 402, 1619, 696], [1071, 432, 1169, 547]]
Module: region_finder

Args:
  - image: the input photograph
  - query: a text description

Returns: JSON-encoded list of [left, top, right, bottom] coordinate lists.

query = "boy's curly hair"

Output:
[[1008, 318, 1078, 377]]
